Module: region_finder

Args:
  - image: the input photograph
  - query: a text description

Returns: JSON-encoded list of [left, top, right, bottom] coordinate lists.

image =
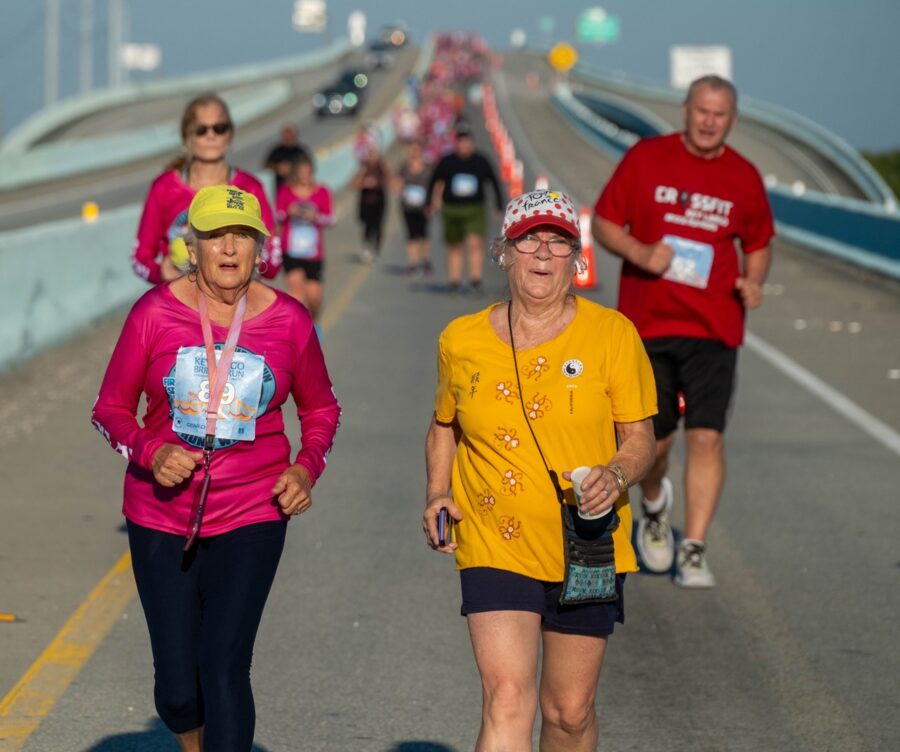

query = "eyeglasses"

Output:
[[513, 234, 576, 257], [194, 121, 232, 137]]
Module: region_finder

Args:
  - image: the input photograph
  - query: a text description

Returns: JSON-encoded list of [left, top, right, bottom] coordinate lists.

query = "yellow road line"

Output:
[[0, 552, 135, 750], [320, 263, 371, 334]]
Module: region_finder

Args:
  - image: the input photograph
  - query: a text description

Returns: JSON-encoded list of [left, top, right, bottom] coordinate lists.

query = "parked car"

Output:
[[366, 40, 396, 70], [379, 22, 408, 47], [312, 70, 368, 118]]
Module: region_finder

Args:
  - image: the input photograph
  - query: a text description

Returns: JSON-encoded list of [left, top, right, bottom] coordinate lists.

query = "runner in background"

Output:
[[263, 123, 310, 189], [427, 125, 503, 295], [132, 93, 280, 285], [351, 143, 391, 264], [275, 154, 334, 320], [592, 75, 774, 588], [394, 141, 433, 278]]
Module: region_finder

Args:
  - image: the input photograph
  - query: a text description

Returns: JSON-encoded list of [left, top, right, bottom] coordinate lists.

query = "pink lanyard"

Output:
[[184, 291, 247, 551], [198, 292, 248, 451]]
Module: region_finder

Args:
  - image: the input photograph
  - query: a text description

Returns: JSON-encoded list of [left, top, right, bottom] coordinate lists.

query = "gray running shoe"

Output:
[[635, 477, 675, 573], [674, 540, 716, 588]]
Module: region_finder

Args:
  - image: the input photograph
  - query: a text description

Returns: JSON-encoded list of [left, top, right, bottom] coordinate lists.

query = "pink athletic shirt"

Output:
[[275, 183, 335, 263], [132, 169, 282, 284], [92, 284, 341, 537]]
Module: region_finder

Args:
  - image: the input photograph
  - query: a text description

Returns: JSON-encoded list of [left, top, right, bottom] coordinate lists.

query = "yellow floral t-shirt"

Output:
[[434, 296, 657, 581]]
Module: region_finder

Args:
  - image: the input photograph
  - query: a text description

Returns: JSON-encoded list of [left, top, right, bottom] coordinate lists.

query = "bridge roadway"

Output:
[[0, 45, 420, 232], [1, 57, 899, 752]]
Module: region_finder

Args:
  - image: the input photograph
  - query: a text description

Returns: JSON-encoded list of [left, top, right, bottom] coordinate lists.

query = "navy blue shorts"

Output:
[[460, 567, 625, 637]]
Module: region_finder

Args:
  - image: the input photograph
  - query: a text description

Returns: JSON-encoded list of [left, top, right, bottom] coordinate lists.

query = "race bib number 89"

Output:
[[172, 346, 265, 442]]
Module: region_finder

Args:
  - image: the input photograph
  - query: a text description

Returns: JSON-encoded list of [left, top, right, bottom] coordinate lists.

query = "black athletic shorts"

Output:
[[282, 257, 323, 281], [402, 208, 428, 240], [460, 567, 625, 637], [643, 336, 738, 438]]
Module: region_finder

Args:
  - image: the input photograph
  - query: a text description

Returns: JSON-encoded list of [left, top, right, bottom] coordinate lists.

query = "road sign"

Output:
[[670, 46, 732, 89], [510, 28, 527, 48], [577, 7, 620, 44], [547, 43, 578, 73], [348, 11, 366, 47], [293, 0, 327, 31], [119, 43, 160, 72]]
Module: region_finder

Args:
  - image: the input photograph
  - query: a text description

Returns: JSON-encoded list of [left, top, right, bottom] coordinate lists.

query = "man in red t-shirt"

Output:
[[592, 75, 774, 588]]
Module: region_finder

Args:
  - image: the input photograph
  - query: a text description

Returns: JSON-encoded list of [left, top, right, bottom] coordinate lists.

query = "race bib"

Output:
[[402, 184, 427, 207], [171, 346, 265, 442], [287, 222, 319, 259], [450, 173, 478, 198], [662, 235, 714, 289]]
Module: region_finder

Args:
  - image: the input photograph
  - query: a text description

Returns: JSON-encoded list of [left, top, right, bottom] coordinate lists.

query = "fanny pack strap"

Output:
[[507, 302, 564, 505]]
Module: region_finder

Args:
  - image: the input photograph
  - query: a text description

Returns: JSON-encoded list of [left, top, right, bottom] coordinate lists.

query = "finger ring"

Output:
[[602, 487, 609, 496]]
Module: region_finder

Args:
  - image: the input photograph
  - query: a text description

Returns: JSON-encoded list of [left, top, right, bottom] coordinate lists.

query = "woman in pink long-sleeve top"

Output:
[[93, 185, 339, 752], [132, 93, 281, 285]]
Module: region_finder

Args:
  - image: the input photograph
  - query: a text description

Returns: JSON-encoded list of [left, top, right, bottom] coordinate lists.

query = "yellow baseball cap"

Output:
[[188, 185, 270, 236]]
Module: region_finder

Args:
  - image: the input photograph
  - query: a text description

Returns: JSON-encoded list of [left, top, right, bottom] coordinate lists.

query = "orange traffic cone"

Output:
[[509, 160, 524, 199], [573, 207, 597, 290]]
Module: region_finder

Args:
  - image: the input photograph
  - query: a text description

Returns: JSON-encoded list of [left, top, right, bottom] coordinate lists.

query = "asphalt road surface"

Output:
[[1, 55, 898, 752]]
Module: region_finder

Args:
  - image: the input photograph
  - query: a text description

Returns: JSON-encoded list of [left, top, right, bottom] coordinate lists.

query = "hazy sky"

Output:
[[1, 0, 897, 151]]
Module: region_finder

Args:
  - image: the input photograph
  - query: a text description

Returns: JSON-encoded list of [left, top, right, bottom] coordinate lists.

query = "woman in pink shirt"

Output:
[[275, 153, 334, 320], [132, 93, 280, 285], [94, 185, 340, 752]]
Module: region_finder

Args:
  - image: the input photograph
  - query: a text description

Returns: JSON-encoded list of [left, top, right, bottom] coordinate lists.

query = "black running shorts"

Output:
[[642, 336, 738, 438]]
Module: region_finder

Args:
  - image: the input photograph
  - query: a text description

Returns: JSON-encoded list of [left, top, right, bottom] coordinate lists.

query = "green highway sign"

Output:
[[577, 7, 621, 44]]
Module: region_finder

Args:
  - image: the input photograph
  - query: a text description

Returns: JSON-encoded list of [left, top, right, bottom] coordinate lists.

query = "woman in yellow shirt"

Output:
[[424, 189, 657, 751]]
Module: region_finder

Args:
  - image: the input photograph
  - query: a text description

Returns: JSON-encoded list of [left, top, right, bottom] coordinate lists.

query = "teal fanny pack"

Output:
[[559, 504, 618, 605]]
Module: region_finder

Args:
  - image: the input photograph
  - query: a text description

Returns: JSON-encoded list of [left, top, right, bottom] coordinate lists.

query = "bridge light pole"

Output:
[[44, 0, 60, 107], [80, 0, 94, 93]]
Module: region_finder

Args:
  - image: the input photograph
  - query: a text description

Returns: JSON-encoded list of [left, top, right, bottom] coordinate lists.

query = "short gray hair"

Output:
[[684, 75, 738, 112]]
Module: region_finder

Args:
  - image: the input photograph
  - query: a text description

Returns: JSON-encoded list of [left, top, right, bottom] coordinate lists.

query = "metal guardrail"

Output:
[[0, 81, 293, 192], [550, 83, 900, 281], [570, 61, 897, 209]]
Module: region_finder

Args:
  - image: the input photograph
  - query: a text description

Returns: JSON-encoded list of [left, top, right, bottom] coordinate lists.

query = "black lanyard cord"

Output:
[[507, 301, 565, 504]]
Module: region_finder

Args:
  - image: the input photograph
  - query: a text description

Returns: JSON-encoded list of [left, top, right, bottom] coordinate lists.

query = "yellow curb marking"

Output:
[[0, 552, 135, 750]]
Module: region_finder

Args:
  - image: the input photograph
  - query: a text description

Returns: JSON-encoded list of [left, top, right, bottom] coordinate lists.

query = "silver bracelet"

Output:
[[608, 463, 629, 494]]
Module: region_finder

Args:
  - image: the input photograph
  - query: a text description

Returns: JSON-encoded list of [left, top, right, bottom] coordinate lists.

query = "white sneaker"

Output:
[[674, 541, 716, 588], [360, 248, 375, 264], [636, 477, 675, 573]]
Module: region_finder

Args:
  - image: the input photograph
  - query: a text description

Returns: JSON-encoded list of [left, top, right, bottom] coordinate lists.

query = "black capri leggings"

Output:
[[127, 520, 287, 751], [359, 195, 386, 252]]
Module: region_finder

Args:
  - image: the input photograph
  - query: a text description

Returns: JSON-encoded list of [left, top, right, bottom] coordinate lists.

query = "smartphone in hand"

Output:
[[438, 507, 454, 547]]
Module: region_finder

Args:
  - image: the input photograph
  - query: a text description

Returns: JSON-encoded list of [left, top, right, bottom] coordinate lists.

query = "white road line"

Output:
[[745, 331, 900, 456]]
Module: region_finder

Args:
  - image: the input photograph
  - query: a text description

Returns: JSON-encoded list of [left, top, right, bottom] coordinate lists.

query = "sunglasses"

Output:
[[193, 121, 232, 137]]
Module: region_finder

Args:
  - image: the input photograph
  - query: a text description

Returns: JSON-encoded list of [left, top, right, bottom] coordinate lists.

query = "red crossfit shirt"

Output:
[[594, 133, 774, 347]]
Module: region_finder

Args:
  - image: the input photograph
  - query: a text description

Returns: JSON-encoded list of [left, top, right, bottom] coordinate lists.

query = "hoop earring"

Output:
[[574, 257, 588, 274], [257, 259, 268, 276]]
